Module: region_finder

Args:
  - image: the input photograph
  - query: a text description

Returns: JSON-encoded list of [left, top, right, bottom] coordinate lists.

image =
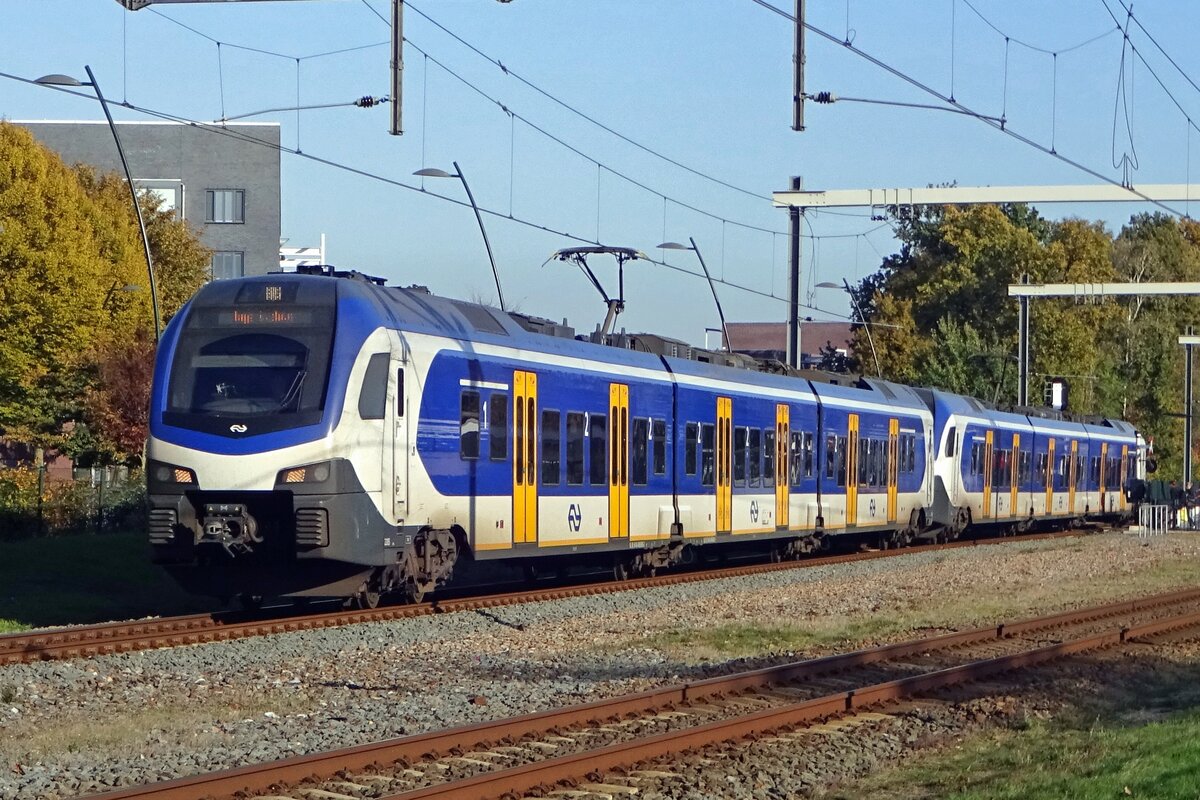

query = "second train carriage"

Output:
[[147, 272, 1141, 605]]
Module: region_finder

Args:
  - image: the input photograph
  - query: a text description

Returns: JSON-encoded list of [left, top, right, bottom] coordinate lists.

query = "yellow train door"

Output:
[[776, 404, 790, 530], [1046, 438, 1056, 513], [608, 383, 629, 539], [512, 370, 538, 545], [1010, 433, 1020, 515], [981, 430, 994, 518], [1099, 442, 1109, 512], [716, 397, 732, 533], [1119, 445, 1128, 511], [847, 413, 859, 527], [887, 418, 899, 523], [1068, 440, 1079, 514]]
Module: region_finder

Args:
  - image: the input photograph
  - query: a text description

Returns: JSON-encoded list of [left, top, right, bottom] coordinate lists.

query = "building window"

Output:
[[210, 251, 244, 280], [206, 189, 245, 223]]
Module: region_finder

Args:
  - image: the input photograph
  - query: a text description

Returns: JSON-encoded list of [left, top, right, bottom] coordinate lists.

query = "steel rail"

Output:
[[0, 529, 1095, 666], [76, 583, 1200, 800]]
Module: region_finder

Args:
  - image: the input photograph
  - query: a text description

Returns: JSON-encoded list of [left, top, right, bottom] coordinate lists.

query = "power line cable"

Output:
[[8, 69, 878, 316], [1111, 0, 1200, 102], [960, 0, 1119, 55], [405, 38, 785, 238], [152, 8, 388, 62], [366, 0, 773, 204], [745, 0, 1189, 218]]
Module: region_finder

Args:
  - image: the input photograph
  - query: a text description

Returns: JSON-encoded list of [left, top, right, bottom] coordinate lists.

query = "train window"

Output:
[[541, 410, 561, 485], [566, 412, 585, 485], [357, 353, 389, 420], [748, 428, 762, 487], [589, 414, 607, 486], [803, 433, 814, 478], [787, 431, 801, 487], [397, 369, 406, 417], [876, 440, 887, 487], [825, 435, 837, 479], [652, 419, 667, 475], [489, 395, 508, 461], [733, 427, 747, 487], [859, 438, 870, 486], [701, 423, 716, 486], [836, 436, 847, 487], [632, 418, 649, 486], [685, 422, 698, 476], [460, 391, 481, 459], [970, 443, 980, 476], [946, 427, 956, 457], [763, 430, 776, 482], [909, 436, 917, 472]]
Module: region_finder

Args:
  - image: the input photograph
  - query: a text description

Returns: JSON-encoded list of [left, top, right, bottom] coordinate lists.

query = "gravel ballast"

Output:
[[1, 531, 1196, 799]]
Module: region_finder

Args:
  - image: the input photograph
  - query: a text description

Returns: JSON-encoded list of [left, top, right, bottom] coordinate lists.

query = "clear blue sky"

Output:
[[3, 0, 1199, 342]]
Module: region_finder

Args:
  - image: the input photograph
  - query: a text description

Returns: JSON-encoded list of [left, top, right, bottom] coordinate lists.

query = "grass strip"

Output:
[[0, 531, 212, 632]]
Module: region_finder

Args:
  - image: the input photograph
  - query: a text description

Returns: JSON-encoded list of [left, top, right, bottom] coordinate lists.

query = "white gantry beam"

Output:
[[773, 184, 1200, 208], [1009, 282, 1200, 298], [1180, 336, 1200, 346]]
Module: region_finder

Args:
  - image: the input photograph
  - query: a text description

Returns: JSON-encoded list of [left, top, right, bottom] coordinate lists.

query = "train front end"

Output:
[[145, 275, 386, 603]]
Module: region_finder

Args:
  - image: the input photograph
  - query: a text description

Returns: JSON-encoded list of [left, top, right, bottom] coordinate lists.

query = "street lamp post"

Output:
[[658, 238, 731, 352], [816, 279, 881, 377], [413, 162, 506, 312], [36, 66, 162, 342]]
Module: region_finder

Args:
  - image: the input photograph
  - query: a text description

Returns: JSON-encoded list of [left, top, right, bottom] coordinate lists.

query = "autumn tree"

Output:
[[0, 122, 209, 462], [854, 202, 1200, 479]]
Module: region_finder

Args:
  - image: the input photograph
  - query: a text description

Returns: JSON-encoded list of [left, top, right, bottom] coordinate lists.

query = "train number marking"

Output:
[[567, 503, 582, 532]]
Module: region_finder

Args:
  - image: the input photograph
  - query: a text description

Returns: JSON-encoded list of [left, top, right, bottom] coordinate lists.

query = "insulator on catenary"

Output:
[[811, 91, 837, 104], [355, 96, 384, 108]]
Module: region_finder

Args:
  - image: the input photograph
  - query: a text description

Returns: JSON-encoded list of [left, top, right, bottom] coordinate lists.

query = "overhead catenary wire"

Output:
[[390, 0, 774, 204], [156, 0, 794, 242], [7, 69, 882, 322], [403, 38, 787, 238], [745, 0, 1190, 219]]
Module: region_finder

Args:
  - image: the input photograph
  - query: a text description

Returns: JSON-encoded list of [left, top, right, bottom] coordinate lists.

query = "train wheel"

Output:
[[613, 558, 631, 582], [355, 587, 382, 610], [403, 581, 426, 604]]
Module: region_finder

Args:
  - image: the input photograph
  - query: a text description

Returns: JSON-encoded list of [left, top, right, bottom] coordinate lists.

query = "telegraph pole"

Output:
[[786, 176, 803, 369], [793, 0, 805, 131], [391, 0, 404, 136]]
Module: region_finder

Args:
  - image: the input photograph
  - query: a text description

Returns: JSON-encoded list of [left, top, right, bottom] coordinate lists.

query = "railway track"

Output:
[[0, 528, 1100, 666], [75, 584, 1200, 800]]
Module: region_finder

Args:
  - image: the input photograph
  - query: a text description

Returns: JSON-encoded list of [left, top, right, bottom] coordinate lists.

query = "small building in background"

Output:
[[18, 120, 281, 280], [725, 321, 856, 369]]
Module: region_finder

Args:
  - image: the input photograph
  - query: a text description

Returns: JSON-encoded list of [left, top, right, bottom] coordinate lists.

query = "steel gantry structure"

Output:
[[773, 182, 1200, 370]]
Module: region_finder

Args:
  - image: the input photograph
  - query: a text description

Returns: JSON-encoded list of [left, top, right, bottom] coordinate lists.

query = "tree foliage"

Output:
[[0, 122, 209, 460], [856, 203, 1200, 479]]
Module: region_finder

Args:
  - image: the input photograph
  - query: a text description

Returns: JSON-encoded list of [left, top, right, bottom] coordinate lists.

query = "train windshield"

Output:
[[164, 304, 335, 435]]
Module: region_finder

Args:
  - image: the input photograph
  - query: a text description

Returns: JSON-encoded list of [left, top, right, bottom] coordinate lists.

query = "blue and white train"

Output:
[[146, 270, 1145, 606]]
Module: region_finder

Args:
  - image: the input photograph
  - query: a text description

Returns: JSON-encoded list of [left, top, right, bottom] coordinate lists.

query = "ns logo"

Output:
[[229, 424, 248, 433]]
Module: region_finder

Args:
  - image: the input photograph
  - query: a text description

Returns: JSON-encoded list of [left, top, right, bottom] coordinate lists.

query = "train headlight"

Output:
[[277, 461, 332, 485], [149, 461, 196, 485]]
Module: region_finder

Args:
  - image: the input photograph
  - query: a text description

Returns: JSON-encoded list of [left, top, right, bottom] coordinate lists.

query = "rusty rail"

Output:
[[0, 529, 1096, 666], [76, 583, 1200, 800]]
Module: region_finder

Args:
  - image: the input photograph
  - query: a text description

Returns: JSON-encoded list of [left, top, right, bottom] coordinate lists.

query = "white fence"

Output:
[[1136, 504, 1171, 537]]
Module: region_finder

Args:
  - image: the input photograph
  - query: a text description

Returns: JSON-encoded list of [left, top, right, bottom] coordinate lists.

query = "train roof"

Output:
[[211, 272, 1133, 438]]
